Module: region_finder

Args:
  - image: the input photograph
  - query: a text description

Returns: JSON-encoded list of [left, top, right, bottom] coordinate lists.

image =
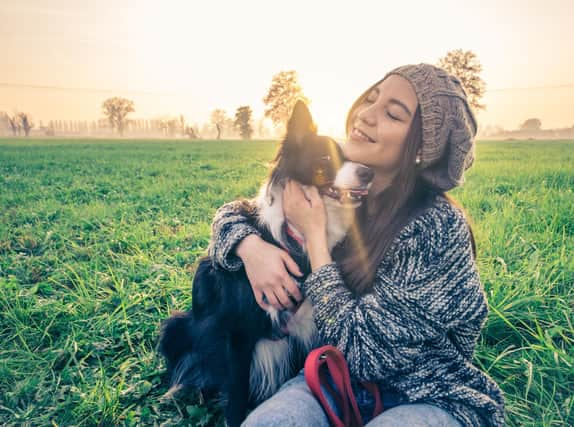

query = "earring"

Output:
[[415, 156, 421, 165]]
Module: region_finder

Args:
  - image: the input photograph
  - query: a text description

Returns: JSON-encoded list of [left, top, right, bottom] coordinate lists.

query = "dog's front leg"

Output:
[[224, 334, 256, 427]]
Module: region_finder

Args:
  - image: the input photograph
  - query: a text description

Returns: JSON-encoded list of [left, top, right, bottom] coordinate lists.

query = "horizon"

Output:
[[1, 0, 573, 138]]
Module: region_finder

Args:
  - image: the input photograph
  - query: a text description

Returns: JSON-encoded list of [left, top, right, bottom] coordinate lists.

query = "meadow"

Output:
[[0, 138, 572, 426]]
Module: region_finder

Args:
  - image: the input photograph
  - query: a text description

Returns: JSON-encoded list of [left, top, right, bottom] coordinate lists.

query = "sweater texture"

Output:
[[207, 195, 505, 426]]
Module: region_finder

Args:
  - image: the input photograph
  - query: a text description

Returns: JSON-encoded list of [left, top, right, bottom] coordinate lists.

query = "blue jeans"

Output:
[[242, 369, 462, 427]]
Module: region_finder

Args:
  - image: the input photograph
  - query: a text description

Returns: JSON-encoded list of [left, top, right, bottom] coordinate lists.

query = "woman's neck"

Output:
[[369, 170, 395, 197]]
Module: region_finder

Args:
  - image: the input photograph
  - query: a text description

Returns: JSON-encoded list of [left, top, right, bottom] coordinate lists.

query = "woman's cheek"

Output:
[[342, 141, 364, 163]]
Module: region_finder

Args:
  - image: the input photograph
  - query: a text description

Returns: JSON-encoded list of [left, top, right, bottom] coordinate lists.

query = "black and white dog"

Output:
[[159, 101, 373, 426]]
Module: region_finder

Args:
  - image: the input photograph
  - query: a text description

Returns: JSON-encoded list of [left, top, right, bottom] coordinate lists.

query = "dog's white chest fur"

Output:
[[248, 181, 356, 402]]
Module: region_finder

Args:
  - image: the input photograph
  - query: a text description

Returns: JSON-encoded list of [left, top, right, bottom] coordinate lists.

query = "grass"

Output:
[[0, 138, 573, 426]]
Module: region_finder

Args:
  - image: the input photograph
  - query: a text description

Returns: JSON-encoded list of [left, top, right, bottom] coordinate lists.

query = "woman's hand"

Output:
[[236, 234, 303, 311], [283, 180, 327, 241], [283, 180, 332, 271]]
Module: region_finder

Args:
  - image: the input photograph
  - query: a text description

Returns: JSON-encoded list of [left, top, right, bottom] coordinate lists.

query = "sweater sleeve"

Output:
[[207, 199, 261, 271], [303, 202, 488, 382]]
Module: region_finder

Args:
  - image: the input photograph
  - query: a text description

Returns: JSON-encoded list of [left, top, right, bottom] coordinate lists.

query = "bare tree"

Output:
[[437, 49, 486, 111], [184, 125, 199, 139], [179, 115, 186, 137], [210, 109, 228, 139], [0, 112, 10, 136], [7, 114, 20, 136], [101, 97, 135, 136], [166, 119, 179, 137], [18, 112, 33, 137], [263, 70, 309, 129], [234, 106, 254, 139]]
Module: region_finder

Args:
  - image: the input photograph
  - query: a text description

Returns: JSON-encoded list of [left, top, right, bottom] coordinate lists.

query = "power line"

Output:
[[486, 83, 574, 92], [1, 81, 574, 95], [0, 82, 182, 96]]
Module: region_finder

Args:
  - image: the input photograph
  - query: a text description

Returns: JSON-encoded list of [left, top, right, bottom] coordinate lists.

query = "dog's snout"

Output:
[[357, 165, 374, 183]]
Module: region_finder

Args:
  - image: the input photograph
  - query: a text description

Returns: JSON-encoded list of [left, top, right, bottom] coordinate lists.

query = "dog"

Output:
[[159, 101, 373, 426]]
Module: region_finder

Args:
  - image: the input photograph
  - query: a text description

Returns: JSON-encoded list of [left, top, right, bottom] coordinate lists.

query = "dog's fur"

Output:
[[159, 101, 373, 426]]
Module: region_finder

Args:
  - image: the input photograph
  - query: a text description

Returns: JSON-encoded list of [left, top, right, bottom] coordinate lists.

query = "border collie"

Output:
[[159, 101, 373, 426]]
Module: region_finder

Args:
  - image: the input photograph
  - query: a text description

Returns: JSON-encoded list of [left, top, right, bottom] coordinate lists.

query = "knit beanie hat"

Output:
[[383, 63, 478, 191]]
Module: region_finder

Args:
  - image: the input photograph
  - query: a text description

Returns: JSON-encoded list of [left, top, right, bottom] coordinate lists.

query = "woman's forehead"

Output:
[[375, 75, 418, 109]]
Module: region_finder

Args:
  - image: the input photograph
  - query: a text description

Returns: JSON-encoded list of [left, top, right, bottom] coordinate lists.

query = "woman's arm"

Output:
[[207, 199, 303, 310], [207, 199, 261, 271], [303, 203, 488, 380]]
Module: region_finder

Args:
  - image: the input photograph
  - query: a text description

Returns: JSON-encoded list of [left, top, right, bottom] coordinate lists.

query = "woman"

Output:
[[208, 64, 505, 426]]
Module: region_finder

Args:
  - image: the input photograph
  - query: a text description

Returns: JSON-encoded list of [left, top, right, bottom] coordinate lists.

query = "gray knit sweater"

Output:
[[207, 195, 505, 427]]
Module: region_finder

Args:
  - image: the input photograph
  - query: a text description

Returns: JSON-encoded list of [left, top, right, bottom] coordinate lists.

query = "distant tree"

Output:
[[17, 112, 33, 136], [166, 119, 179, 137], [47, 120, 56, 136], [234, 106, 254, 139], [263, 70, 309, 128], [520, 118, 542, 131], [7, 114, 21, 136], [210, 109, 228, 139], [184, 125, 199, 139], [437, 49, 486, 111], [101, 97, 135, 136], [179, 115, 186, 137], [0, 112, 10, 135]]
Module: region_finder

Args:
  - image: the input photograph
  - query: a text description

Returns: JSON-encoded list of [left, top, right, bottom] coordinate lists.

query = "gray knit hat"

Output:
[[384, 63, 477, 191]]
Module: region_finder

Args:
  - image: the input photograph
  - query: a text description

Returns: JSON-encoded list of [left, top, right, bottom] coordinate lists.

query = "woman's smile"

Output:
[[350, 127, 375, 143]]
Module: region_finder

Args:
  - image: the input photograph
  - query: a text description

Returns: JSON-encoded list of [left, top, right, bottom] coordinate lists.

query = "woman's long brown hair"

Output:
[[334, 85, 476, 295]]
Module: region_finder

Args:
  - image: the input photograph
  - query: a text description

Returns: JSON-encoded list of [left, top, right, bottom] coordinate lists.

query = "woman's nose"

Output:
[[357, 105, 376, 127]]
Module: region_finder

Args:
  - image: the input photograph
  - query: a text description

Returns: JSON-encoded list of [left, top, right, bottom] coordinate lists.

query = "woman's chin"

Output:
[[342, 141, 367, 164]]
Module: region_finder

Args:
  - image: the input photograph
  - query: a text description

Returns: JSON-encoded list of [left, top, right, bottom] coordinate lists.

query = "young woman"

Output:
[[207, 64, 505, 426]]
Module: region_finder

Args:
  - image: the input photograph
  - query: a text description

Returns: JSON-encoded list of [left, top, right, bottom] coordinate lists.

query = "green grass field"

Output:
[[1, 138, 573, 426]]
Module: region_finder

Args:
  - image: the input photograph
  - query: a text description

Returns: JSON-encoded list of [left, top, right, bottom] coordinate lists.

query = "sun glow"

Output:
[[1, 0, 573, 134]]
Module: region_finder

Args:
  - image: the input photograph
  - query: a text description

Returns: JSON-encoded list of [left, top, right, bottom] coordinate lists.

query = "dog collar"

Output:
[[286, 224, 305, 248]]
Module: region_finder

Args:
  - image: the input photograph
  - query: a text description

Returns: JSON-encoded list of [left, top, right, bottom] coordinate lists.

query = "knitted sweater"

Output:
[[207, 195, 505, 427]]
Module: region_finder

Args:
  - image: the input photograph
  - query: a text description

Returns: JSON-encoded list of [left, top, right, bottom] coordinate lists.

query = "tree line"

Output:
[[2, 50, 499, 139]]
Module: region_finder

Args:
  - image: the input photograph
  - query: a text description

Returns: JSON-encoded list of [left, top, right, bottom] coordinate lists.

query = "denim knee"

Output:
[[366, 403, 462, 427], [241, 371, 330, 427]]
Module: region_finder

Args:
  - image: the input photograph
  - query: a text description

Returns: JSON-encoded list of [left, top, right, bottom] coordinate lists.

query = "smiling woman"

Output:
[[206, 63, 505, 427], [343, 75, 420, 195]]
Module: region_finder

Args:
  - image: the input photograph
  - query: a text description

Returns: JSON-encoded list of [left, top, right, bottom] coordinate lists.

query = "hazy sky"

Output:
[[1, 0, 573, 136]]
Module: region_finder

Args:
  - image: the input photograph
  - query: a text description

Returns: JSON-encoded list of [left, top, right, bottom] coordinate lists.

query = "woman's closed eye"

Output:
[[386, 110, 400, 121]]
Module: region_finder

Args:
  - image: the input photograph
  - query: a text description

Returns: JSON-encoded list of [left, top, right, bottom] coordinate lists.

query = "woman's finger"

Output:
[[254, 290, 269, 311], [281, 274, 303, 303], [281, 251, 303, 277], [273, 289, 293, 310]]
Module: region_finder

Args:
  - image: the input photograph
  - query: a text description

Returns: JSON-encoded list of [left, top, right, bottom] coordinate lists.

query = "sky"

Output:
[[1, 0, 573, 137]]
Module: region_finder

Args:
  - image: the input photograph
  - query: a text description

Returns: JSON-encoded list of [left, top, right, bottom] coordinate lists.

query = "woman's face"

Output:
[[343, 75, 419, 185]]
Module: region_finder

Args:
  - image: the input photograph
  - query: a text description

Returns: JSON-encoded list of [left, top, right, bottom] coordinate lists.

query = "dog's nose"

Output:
[[357, 165, 374, 183]]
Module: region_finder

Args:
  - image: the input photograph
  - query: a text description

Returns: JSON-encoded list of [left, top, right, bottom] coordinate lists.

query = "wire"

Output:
[[0, 82, 180, 96], [1, 81, 574, 95]]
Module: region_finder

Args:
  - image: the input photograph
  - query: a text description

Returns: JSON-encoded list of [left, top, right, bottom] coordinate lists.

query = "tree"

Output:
[[179, 115, 186, 137], [0, 112, 10, 136], [184, 125, 199, 139], [101, 97, 135, 136], [437, 49, 486, 111], [210, 109, 228, 139], [18, 112, 33, 136], [234, 106, 254, 139], [520, 118, 542, 131], [7, 113, 21, 136], [263, 70, 309, 128]]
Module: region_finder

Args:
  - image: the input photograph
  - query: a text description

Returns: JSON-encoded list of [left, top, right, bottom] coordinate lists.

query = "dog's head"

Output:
[[272, 100, 373, 207]]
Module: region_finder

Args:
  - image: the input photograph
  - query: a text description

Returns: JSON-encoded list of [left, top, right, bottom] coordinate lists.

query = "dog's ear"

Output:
[[286, 100, 316, 144]]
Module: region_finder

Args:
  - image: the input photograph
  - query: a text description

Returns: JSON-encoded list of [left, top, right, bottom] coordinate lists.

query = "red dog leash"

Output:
[[304, 345, 383, 427]]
